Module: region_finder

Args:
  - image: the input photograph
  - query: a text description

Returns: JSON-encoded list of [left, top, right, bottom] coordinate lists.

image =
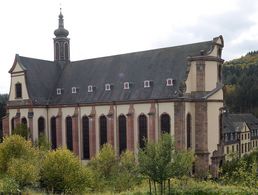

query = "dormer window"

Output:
[[72, 87, 78, 94], [166, 78, 174, 86], [56, 88, 62, 95], [124, 82, 130, 89], [105, 83, 111, 91], [144, 80, 151, 88], [15, 83, 22, 98], [88, 85, 93, 93]]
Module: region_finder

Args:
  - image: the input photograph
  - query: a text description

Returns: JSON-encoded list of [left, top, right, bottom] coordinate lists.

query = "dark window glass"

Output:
[[82, 116, 90, 159], [161, 114, 170, 134], [21, 117, 27, 127], [55, 42, 59, 60], [15, 83, 22, 98], [66, 116, 73, 151], [38, 117, 45, 137], [99, 115, 107, 147], [65, 42, 69, 60], [187, 113, 192, 149], [51, 117, 57, 149], [11, 118, 15, 131], [119, 115, 127, 154], [219, 114, 223, 140], [138, 114, 147, 149]]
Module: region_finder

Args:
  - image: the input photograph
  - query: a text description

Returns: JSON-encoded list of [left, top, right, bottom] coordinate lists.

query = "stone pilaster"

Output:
[[107, 105, 115, 148], [174, 102, 186, 149], [126, 104, 135, 152], [89, 106, 96, 158], [148, 103, 156, 142], [2, 114, 9, 137], [196, 61, 205, 91], [72, 107, 79, 156], [195, 102, 209, 178], [28, 108, 34, 140], [56, 108, 63, 147]]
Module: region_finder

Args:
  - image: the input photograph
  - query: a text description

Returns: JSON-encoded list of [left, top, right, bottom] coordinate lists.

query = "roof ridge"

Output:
[[19, 55, 54, 63]]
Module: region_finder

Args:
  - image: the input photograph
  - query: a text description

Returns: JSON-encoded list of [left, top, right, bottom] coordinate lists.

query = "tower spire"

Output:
[[53, 8, 70, 62]]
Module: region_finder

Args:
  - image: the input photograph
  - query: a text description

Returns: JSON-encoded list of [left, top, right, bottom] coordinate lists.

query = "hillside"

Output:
[[223, 51, 258, 116]]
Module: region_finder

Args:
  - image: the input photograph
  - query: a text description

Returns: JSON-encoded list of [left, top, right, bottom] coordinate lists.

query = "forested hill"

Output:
[[223, 51, 258, 116]]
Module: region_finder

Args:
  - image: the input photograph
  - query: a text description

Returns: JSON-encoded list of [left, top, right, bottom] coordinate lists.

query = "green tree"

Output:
[[40, 148, 91, 194], [0, 94, 8, 140], [12, 124, 30, 140], [138, 133, 194, 194]]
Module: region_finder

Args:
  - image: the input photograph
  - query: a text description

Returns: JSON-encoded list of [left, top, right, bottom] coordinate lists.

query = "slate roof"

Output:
[[223, 113, 258, 133], [16, 40, 214, 105]]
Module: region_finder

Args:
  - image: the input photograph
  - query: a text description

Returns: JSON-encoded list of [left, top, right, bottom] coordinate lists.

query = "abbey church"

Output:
[[2, 11, 224, 176]]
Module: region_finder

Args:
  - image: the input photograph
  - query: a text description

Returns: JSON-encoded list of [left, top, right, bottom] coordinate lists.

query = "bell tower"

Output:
[[54, 9, 70, 62]]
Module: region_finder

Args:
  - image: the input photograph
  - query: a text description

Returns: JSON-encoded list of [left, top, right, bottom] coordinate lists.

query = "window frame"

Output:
[[124, 82, 130, 90], [56, 88, 62, 95], [166, 78, 174, 86], [144, 80, 150, 88], [105, 83, 111, 91], [15, 82, 22, 99], [88, 85, 93, 93]]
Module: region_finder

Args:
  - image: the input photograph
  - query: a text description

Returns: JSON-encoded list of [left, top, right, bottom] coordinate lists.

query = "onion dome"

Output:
[[54, 11, 69, 37]]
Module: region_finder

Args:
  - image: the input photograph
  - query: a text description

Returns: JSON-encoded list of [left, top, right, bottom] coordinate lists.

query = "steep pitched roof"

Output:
[[223, 113, 258, 133], [18, 56, 61, 104], [49, 40, 212, 105], [14, 39, 214, 105]]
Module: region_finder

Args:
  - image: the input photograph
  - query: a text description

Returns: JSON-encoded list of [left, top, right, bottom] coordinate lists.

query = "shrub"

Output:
[[7, 158, 39, 188], [40, 148, 91, 194], [0, 177, 20, 193], [0, 135, 37, 172], [111, 150, 142, 192], [12, 124, 30, 139]]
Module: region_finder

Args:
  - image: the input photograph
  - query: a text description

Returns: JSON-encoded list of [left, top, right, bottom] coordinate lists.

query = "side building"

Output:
[[2, 11, 224, 177], [223, 113, 258, 160]]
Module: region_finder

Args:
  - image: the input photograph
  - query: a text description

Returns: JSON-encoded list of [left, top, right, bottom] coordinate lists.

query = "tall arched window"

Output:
[[50, 117, 57, 149], [160, 113, 170, 134], [64, 42, 69, 60], [186, 113, 192, 149], [219, 113, 223, 140], [11, 118, 15, 131], [15, 83, 22, 98], [99, 115, 107, 147], [138, 114, 147, 149], [55, 42, 60, 60], [118, 115, 127, 154], [66, 116, 73, 151], [21, 117, 27, 128], [38, 117, 45, 137], [82, 116, 90, 159]]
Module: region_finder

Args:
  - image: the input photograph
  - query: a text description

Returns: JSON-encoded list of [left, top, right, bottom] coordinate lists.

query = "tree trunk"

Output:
[[168, 179, 171, 195], [154, 181, 157, 195], [149, 179, 152, 194], [160, 182, 163, 195]]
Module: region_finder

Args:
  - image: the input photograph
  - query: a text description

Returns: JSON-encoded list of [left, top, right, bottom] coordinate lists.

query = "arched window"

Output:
[[15, 83, 22, 98], [64, 42, 69, 60], [118, 115, 127, 154], [138, 114, 147, 149], [82, 116, 90, 159], [219, 113, 223, 140], [99, 115, 107, 147], [160, 114, 170, 134], [55, 42, 60, 60], [186, 113, 192, 149], [21, 117, 27, 128], [50, 117, 57, 149], [38, 117, 45, 137], [66, 116, 73, 151], [11, 118, 15, 131]]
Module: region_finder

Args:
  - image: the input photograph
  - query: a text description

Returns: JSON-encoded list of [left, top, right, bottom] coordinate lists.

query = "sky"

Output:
[[0, 0, 258, 94]]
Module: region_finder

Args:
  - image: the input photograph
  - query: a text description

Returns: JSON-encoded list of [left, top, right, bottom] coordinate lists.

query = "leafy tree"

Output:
[[40, 148, 91, 194], [0, 94, 8, 140], [138, 133, 194, 194]]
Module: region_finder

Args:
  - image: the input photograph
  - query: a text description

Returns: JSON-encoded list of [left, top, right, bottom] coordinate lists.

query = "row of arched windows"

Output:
[[11, 113, 193, 160], [55, 42, 69, 60]]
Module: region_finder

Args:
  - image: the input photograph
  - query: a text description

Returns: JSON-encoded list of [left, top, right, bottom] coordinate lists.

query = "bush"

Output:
[[40, 148, 91, 194], [7, 158, 39, 188], [0, 177, 20, 193], [0, 135, 37, 172], [111, 150, 142, 192], [12, 124, 30, 139]]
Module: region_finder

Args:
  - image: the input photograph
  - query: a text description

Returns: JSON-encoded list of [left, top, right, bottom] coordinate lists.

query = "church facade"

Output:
[[2, 12, 224, 176]]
